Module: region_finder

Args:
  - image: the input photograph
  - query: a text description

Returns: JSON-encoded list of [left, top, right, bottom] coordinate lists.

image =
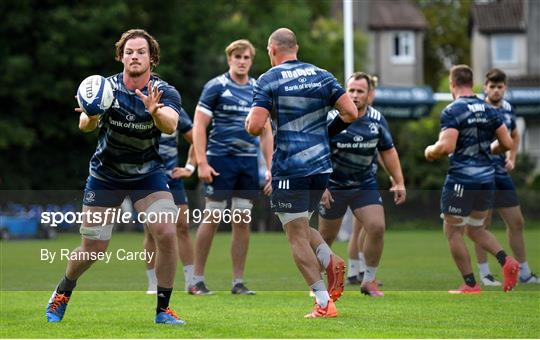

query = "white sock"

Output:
[[232, 278, 244, 287], [520, 262, 532, 278], [183, 265, 194, 290], [310, 280, 330, 308], [315, 243, 332, 269], [358, 252, 367, 273], [348, 259, 360, 277], [478, 262, 491, 278], [192, 275, 204, 286], [146, 268, 157, 286], [362, 265, 378, 284]]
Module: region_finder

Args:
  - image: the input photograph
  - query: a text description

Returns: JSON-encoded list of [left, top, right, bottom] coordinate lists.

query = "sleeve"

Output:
[[440, 105, 459, 131], [324, 72, 346, 107], [160, 84, 182, 115], [377, 115, 394, 151], [197, 80, 221, 117], [177, 108, 193, 134], [326, 109, 340, 126], [488, 106, 504, 132], [509, 106, 517, 132], [252, 73, 274, 111]]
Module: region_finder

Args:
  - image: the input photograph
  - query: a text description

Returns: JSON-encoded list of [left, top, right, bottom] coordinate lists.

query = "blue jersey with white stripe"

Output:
[[327, 106, 394, 189], [89, 73, 182, 182], [197, 72, 258, 157], [489, 100, 516, 176], [440, 95, 503, 184], [158, 108, 193, 179], [252, 60, 346, 180]]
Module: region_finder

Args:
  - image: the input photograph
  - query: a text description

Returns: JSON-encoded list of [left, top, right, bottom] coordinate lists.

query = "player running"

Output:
[[318, 72, 406, 297], [191, 39, 273, 295], [144, 107, 197, 294], [46, 29, 186, 325], [474, 68, 540, 286], [246, 28, 358, 318], [425, 65, 519, 294]]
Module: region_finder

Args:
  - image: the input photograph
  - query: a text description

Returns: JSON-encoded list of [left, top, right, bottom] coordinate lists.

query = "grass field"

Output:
[[1, 228, 539, 338]]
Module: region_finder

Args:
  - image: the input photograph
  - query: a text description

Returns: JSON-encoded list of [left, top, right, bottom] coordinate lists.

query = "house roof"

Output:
[[368, 0, 428, 31], [472, 0, 525, 33]]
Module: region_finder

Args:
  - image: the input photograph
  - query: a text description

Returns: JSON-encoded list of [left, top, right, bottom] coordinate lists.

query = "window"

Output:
[[391, 31, 415, 64], [492, 35, 517, 65]]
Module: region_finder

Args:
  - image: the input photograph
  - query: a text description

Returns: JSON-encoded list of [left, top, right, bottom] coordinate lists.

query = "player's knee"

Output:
[[80, 224, 114, 241], [367, 220, 385, 237], [231, 197, 253, 212], [509, 215, 525, 231]]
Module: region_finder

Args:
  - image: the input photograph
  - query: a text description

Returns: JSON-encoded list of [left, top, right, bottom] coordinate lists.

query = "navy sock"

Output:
[[463, 273, 476, 287], [156, 286, 172, 314], [495, 250, 508, 266], [56, 275, 77, 297]]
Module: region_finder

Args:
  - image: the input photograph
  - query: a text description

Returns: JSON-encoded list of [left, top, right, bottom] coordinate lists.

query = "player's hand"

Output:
[[172, 167, 193, 179], [505, 158, 515, 171], [135, 80, 164, 116], [263, 170, 272, 196], [390, 183, 406, 205], [320, 189, 334, 209], [197, 163, 219, 184], [424, 145, 435, 162]]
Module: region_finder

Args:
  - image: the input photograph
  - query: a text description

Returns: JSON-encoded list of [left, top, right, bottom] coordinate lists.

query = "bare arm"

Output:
[[334, 93, 358, 122], [491, 124, 512, 154], [424, 128, 459, 161], [192, 110, 219, 183], [260, 119, 274, 196], [78, 112, 100, 132], [379, 147, 406, 205], [135, 81, 178, 134], [246, 107, 269, 136], [505, 129, 520, 170]]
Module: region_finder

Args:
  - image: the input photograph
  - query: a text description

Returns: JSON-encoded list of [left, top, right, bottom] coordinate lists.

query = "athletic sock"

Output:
[[232, 278, 244, 287], [183, 265, 194, 290], [363, 265, 378, 284], [310, 280, 330, 308], [358, 252, 367, 273], [315, 243, 332, 269], [520, 261, 532, 279], [463, 273, 477, 287], [348, 259, 360, 278], [146, 268, 157, 286], [56, 275, 77, 297], [192, 275, 204, 286], [495, 250, 508, 266], [477, 262, 491, 278], [156, 286, 172, 314]]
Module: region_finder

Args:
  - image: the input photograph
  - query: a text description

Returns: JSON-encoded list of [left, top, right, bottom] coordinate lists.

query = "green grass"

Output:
[[1, 228, 540, 338]]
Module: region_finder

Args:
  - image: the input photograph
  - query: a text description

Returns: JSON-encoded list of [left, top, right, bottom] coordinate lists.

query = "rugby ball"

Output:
[[77, 75, 114, 116]]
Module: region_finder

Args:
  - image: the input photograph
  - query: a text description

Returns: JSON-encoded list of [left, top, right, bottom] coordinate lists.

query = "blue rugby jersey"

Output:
[[197, 72, 258, 157], [89, 73, 182, 182], [252, 60, 345, 180], [327, 106, 394, 189], [159, 108, 193, 179], [440, 95, 504, 184], [489, 100, 516, 176]]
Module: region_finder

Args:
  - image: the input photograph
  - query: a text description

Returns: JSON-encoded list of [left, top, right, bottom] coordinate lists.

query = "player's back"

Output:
[[441, 95, 502, 183], [253, 60, 345, 179]]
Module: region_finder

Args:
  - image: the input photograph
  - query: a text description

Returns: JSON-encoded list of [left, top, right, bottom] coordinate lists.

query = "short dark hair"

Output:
[[450, 64, 473, 87], [347, 72, 372, 91], [485, 68, 507, 85], [115, 29, 160, 68]]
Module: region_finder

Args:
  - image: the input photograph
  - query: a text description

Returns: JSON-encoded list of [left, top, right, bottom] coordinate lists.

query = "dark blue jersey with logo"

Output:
[[489, 100, 516, 176], [158, 108, 193, 179], [440, 95, 503, 184], [327, 106, 394, 189], [252, 60, 345, 180], [197, 72, 258, 157], [89, 73, 182, 182]]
